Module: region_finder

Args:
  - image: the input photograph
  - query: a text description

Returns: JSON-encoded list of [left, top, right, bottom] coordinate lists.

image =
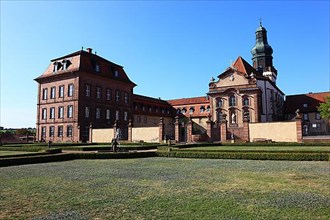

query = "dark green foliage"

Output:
[[157, 147, 330, 161], [317, 96, 330, 119]]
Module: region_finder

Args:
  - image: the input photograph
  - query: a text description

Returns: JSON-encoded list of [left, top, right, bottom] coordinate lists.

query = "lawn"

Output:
[[0, 151, 37, 157], [1, 158, 329, 219]]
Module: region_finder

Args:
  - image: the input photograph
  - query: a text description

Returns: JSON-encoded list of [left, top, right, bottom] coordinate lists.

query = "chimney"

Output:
[[86, 48, 93, 53]]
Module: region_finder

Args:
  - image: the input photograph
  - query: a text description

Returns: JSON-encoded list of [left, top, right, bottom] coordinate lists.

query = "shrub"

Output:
[[156, 148, 329, 161]]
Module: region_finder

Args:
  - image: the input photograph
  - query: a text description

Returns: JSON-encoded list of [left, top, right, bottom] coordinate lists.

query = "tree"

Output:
[[317, 96, 330, 119]]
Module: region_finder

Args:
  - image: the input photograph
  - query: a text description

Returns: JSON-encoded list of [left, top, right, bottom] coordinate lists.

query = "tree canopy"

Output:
[[317, 96, 330, 119]]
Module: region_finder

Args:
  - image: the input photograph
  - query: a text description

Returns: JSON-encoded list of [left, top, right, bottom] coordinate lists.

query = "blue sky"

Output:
[[1, 1, 329, 128]]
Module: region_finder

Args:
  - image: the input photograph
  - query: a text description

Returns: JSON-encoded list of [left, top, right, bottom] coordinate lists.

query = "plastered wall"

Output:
[[249, 121, 297, 142]]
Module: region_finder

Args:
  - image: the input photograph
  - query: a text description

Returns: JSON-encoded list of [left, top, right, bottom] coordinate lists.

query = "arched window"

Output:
[[200, 106, 205, 113], [189, 107, 195, 114], [217, 98, 223, 108], [243, 96, 249, 106], [229, 94, 236, 107], [176, 108, 181, 114], [181, 108, 187, 114]]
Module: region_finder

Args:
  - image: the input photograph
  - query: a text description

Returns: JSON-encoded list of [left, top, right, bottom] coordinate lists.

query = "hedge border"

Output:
[[156, 150, 330, 161], [0, 151, 157, 167]]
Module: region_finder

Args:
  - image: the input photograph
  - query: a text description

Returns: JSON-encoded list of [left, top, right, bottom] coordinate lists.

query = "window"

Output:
[[142, 105, 146, 111], [137, 116, 141, 123], [67, 105, 73, 118], [303, 113, 309, 121], [124, 111, 128, 121], [206, 106, 211, 113], [68, 84, 74, 97], [303, 103, 308, 108], [95, 63, 100, 72], [148, 106, 152, 112], [42, 108, 47, 120], [189, 107, 195, 114], [200, 106, 205, 113], [143, 116, 147, 124], [85, 106, 90, 118], [50, 87, 56, 99], [181, 108, 187, 114], [229, 94, 236, 107], [176, 108, 181, 114], [53, 62, 62, 72], [42, 88, 48, 100], [62, 59, 71, 70], [41, 127, 46, 139], [243, 97, 249, 106], [85, 84, 91, 97], [315, 112, 321, 120], [217, 99, 223, 108], [96, 108, 101, 119], [155, 107, 159, 113], [115, 110, 119, 121], [115, 90, 120, 102], [59, 86, 64, 98], [114, 70, 119, 77], [124, 92, 129, 104], [50, 107, 55, 119], [49, 126, 55, 137], [58, 126, 63, 137], [58, 106, 64, 119], [106, 109, 111, 120], [96, 87, 102, 99], [67, 125, 73, 137], [106, 89, 112, 100]]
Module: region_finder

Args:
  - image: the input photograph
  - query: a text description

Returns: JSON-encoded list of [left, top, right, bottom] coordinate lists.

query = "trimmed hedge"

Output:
[[156, 150, 330, 161], [0, 153, 76, 167], [0, 151, 157, 167]]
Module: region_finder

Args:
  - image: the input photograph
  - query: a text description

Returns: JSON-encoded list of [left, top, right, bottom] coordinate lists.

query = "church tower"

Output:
[[251, 21, 277, 83]]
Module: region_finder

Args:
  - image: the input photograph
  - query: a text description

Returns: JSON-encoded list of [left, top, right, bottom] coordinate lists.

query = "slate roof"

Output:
[[35, 49, 136, 86]]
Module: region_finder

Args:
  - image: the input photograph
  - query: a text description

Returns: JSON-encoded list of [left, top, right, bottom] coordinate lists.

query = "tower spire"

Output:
[[251, 22, 278, 83]]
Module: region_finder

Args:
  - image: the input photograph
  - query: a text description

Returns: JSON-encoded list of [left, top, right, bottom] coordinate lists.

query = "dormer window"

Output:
[[114, 70, 119, 77], [95, 64, 100, 72], [303, 103, 308, 108], [62, 59, 71, 70], [53, 62, 62, 72]]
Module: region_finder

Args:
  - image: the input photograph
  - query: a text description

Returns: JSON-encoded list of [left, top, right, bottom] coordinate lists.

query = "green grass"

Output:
[[1, 158, 329, 219], [0, 151, 36, 157]]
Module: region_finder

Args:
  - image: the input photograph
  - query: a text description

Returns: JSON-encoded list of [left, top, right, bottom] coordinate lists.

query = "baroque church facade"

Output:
[[35, 23, 285, 143]]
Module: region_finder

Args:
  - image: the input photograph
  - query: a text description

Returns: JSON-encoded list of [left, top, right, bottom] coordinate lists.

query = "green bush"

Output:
[[0, 154, 76, 167], [156, 149, 330, 161]]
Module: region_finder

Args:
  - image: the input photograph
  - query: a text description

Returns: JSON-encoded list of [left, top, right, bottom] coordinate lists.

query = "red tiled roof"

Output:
[[284, 92, 330, 113], [167, 96, 210, 106], [232, 56, 259, 76]]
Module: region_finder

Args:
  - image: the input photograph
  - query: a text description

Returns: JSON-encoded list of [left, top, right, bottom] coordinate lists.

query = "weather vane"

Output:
[[259, 18, 262, 26]]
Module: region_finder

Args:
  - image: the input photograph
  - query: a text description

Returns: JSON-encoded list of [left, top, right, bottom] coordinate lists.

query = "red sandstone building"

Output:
[[35, 23, 329, 143]]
